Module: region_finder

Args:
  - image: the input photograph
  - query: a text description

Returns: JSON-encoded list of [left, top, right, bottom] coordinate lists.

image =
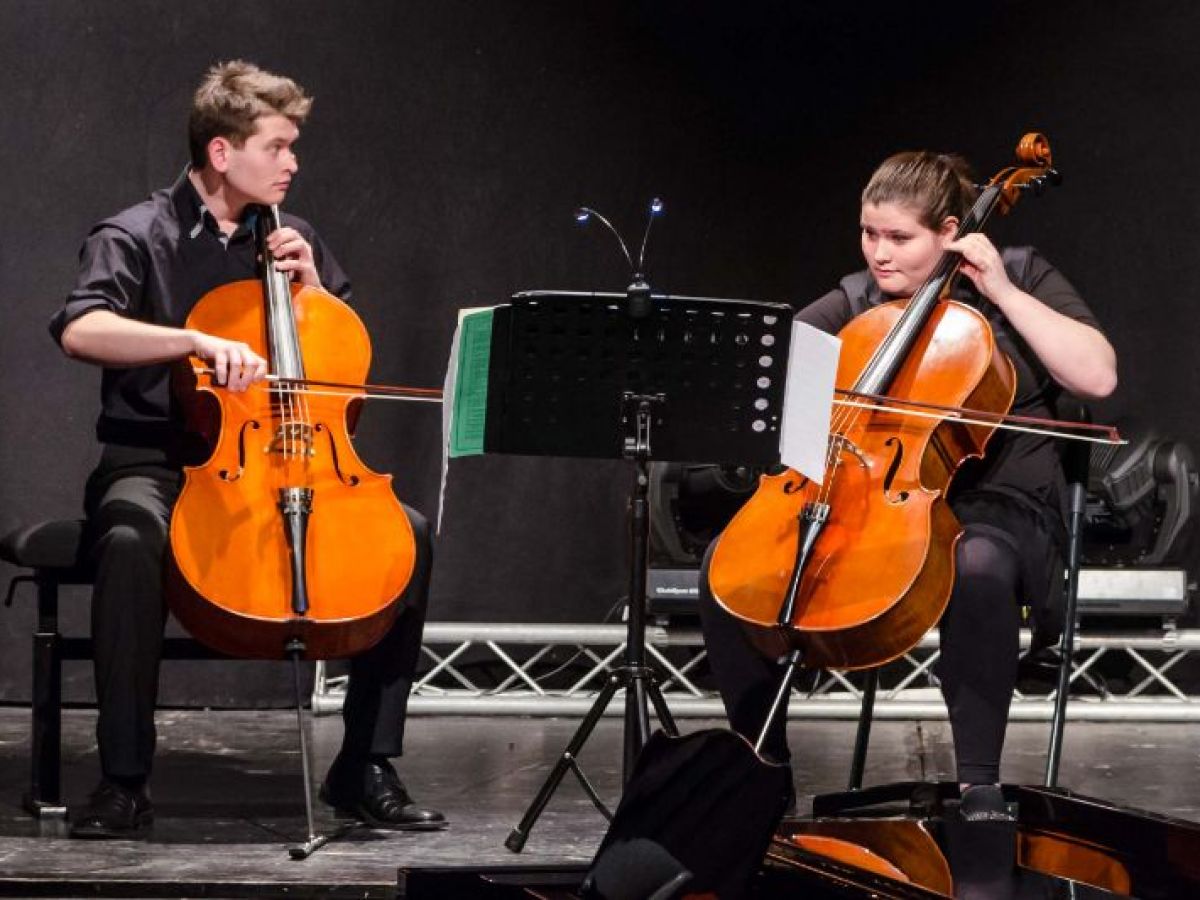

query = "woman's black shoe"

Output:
[[69, 780, 153, 839], [959, 784, 1015, 823], [319, 758, 447, 831]]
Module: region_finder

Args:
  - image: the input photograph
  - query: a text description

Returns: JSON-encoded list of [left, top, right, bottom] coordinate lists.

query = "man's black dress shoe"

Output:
[[70, 780, 153, 839], [320, 758, 447, 831]]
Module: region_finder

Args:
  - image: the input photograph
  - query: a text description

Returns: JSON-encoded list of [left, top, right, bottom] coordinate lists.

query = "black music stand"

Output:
[[483, 291, 792, 851]]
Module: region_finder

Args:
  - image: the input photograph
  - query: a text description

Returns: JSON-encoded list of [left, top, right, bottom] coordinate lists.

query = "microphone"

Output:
[[574, 198, 664, 319]]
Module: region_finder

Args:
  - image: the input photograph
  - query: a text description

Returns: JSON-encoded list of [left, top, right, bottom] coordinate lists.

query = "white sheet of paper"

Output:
[[437, 317, 463, 534], [779, 321, 841, 483]]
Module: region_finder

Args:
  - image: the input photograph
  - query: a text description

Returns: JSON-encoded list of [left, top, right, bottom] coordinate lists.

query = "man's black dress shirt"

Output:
[[50, 170, 351, 464]]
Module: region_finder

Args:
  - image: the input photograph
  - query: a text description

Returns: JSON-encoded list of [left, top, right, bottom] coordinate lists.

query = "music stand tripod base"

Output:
[[505, 667, 674, 853], [507, 407, 678, 853]]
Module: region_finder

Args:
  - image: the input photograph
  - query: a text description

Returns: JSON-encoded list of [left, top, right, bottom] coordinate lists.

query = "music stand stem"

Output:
[[506, 398, 678, 853]]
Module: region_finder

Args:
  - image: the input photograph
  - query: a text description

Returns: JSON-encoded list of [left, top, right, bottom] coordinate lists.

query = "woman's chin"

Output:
[[873, 272, 910, 295]]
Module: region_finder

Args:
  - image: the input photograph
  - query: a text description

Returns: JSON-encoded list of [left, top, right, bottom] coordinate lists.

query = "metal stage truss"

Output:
[[312, 623, 1200, 721]]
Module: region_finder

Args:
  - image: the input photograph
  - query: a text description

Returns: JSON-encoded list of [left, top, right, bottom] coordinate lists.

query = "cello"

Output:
[[165, 206, 416, 661], [708, 133, 1062, 671]]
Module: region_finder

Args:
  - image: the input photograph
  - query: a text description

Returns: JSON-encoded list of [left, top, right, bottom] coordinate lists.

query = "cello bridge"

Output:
[[830, 434, 869, 469], [265, 423, 316, 458]]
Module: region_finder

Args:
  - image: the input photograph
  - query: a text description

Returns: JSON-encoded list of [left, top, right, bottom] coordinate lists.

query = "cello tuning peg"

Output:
[[1047, 168, 1063, 186], [1031, 178, 1046, 197]]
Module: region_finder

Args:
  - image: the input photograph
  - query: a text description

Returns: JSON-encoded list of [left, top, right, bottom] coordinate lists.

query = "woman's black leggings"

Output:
[[698, 524, 1022, 784]]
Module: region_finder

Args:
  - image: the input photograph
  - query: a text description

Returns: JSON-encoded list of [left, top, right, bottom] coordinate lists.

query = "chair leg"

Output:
[[1045, 475, 1088, 788], [26, 574, 65, 818], [847, 668, 878, 790]]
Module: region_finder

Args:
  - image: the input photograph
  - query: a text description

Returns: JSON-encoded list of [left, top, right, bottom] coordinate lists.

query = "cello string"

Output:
[[265, 209, 303, 463], [817, 399, 867, 506], [265, 206, 293, 462], [289, 296, 314, 464], [284, 375, 298, 460], [261, 236, 289, 459], [809, 387, 857, 507], [276, 299, 297, 461]]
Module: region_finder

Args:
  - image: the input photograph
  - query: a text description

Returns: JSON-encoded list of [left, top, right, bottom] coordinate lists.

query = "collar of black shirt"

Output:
[[170, 168, 260, 247]]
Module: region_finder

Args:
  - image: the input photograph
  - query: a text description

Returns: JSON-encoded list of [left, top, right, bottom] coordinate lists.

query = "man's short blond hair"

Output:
[[188, 60, 312, 169]]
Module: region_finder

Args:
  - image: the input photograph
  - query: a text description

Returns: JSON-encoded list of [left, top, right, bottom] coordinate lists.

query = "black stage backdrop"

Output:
[[0, 1, 1196, 704]]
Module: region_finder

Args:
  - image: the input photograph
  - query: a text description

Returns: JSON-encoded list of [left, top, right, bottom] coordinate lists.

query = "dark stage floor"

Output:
[[0, 707, 1197, 897]]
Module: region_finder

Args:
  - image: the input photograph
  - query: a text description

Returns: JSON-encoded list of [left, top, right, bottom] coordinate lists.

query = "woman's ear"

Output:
[[938, 216, 960, 244]]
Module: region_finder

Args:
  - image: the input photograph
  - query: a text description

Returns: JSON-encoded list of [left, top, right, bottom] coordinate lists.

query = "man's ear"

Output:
[[207, 137, 232, 173]]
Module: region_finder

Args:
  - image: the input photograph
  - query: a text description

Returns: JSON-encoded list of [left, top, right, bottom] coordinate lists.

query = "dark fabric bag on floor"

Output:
[[582, 728, 790, 899]]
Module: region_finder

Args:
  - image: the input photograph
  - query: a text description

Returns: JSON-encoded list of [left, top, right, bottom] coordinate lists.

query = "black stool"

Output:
[[1, 518, 222, 819]]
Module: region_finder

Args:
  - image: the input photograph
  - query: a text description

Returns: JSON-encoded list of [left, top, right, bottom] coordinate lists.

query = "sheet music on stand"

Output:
[[447, 290, 797, 465], [440, 295, 841, 532]]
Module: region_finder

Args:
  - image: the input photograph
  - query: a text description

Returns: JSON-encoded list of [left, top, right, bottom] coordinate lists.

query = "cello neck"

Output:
[[911, 184, 1004, 317], [257, 205, 306, 382]]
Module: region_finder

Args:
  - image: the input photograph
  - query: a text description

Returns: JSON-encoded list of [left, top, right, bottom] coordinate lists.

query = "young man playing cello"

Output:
[[52, 60, 444, 839], [700, 150, 1117, 820]]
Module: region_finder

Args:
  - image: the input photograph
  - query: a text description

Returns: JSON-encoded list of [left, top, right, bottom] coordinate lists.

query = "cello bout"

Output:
[[166, 215, 417, 661]]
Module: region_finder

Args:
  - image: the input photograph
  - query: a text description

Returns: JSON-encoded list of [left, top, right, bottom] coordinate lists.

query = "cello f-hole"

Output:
[[882, 437, 909, 503], [219, 419, 262, 482], [782, 477, 809, 495], [314, 423, 361, 486]]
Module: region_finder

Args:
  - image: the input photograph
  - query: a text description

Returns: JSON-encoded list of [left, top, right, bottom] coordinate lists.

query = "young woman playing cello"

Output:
[[699, 150, 1117, 819]]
